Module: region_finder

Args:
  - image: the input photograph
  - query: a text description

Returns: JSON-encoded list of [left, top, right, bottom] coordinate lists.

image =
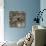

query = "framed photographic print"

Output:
[[9, 11, 26, 28]]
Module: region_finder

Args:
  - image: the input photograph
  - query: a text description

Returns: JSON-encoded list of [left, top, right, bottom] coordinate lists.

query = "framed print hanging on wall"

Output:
[[9, 11, 26, 28]]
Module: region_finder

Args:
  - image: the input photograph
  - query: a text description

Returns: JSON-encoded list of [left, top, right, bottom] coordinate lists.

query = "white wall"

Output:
[[0, 0, 4, 42], [40, 0, 46, 27], [40, 0, 46, 9]]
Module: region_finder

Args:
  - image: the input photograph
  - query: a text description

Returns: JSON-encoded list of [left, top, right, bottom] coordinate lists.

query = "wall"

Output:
[[40, 0, 46, 27], [4, 0, 40, 42], [0, 0, 4, 42]]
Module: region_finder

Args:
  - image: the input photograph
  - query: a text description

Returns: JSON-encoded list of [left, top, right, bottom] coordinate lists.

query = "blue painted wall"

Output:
[[4, 0, 40, 42]]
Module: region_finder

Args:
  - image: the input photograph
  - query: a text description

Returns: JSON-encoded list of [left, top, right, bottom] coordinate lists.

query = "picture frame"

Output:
[[9, 11, 26, 28]]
